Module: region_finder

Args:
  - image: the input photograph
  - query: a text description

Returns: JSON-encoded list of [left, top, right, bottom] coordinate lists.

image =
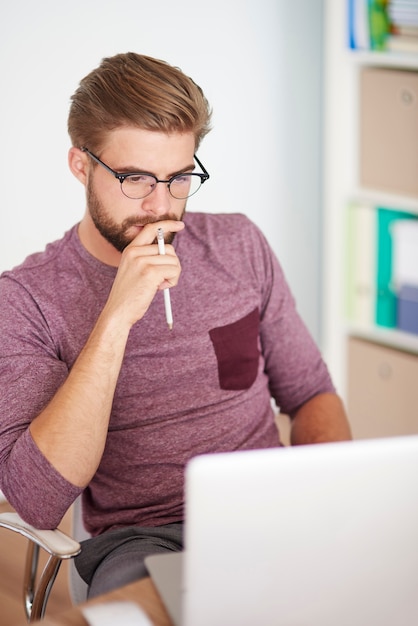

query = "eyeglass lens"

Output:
[[121, 173, 202, 199]]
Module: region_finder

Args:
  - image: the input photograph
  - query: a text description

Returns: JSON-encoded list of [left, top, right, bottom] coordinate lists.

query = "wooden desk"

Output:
[[23, 577, 172, 626]]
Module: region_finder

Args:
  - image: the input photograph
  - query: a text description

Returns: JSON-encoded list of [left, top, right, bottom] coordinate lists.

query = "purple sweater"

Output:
[[0, 213, 334, 534]]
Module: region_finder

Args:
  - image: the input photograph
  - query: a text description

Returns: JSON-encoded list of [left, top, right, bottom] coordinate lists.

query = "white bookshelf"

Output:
[[323, 0, 418, 400]]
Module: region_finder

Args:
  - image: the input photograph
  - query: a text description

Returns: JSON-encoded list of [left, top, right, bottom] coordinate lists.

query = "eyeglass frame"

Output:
[[81, 147, 210, 199]]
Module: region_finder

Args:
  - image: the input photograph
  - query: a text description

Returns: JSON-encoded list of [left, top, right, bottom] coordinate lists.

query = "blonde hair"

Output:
[[68, 52, 212, 152]]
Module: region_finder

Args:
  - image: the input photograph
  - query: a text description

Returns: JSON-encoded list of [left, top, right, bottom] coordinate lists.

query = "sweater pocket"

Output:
[[209, 307, 260, 391]]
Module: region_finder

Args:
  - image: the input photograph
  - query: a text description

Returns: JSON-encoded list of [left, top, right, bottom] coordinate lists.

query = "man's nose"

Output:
[[141, 182, 172, 216]]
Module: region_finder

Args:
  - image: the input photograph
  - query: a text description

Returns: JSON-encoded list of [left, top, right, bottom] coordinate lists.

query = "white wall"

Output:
[[0, 0, 324, 343]]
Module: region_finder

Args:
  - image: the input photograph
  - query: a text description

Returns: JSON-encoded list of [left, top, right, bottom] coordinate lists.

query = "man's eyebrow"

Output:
[[118, 162, 196, 177], [170, 163, 196, 176]]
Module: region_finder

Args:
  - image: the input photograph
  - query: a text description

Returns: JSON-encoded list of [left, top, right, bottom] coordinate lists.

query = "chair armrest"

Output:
[[0, 510, 81, 620], [0, 511, 81, 558]]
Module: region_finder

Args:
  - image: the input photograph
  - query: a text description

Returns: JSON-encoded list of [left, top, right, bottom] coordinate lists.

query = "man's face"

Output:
[[85, 128, 196, 252]]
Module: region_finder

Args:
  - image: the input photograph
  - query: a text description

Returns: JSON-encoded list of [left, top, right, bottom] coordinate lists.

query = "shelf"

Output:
[[348, 49, 418, 70], [347, 325, 418, 356], [349, 189, 418, 214]]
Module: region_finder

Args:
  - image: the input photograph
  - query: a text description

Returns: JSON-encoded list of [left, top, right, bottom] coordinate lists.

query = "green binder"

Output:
[[376, 207, 418, 328]]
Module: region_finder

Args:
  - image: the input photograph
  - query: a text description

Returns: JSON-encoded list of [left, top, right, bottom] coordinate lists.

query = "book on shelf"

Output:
[[345, 202, 376, 327], [386, 33, 418, 51], [348, 0, 390, 50], [388, 0, 418, 26], [348, 0, 372, 49], [345, 204, 418, 335], [391, 24, 418, 37], [392, 219, 418, 289], [388, 0, 418, 50], [392, 219, 418, 334], [348, 0, 418, 52], [375, 207, 418, 328], [397, 284, 418, 334]]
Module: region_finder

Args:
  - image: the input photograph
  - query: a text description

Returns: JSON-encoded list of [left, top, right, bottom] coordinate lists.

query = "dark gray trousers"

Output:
[[74, 523, 183, 598]]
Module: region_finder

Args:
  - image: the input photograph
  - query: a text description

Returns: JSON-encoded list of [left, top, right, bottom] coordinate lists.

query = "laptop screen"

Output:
[[180, 436, 418, 626]]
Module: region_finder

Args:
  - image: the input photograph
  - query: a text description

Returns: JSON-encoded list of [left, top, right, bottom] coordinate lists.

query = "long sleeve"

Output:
[[0, 274, 82, 528]]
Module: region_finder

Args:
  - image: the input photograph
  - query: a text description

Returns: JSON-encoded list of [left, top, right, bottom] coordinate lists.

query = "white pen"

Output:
[[157, 227, 173, 330]]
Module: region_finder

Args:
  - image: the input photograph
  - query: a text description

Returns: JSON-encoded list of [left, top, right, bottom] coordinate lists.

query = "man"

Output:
[[0, 52, 351, 597]]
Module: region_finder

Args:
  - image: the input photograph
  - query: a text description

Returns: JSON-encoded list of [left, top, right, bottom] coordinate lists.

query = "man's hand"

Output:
[[102, 220, 184, 328]]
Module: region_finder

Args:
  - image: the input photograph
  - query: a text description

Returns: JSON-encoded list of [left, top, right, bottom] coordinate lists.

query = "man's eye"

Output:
[[126, 174, 153, 184], [173, 174, 191, 184]]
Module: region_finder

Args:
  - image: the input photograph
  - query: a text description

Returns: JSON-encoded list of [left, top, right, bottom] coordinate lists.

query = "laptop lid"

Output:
[[177, 435, 418, 626]]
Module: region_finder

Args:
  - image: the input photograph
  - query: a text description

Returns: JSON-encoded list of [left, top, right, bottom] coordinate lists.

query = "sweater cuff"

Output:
[[3, 428, 82, 529]]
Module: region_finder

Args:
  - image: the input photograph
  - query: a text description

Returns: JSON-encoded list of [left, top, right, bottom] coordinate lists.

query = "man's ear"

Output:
[[68, 147, 89, 185]]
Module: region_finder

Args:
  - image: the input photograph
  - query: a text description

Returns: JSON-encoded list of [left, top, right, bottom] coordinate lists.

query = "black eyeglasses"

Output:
[[81, 147, 210, 200]]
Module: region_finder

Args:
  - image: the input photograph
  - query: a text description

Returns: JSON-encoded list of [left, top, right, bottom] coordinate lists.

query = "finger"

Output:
[[129, 220, 185, 247], [122, 243, 167, 257]]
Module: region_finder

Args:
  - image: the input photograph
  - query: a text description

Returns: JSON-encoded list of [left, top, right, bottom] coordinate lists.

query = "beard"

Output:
[[87, 181, 185, 253]]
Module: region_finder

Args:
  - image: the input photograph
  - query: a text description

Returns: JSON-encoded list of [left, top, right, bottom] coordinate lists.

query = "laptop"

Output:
[[145, 435, 418, 626]]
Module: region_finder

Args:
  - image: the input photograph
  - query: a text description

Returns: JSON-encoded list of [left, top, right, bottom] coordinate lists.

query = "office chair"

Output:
[[0, 497, 89, 622]]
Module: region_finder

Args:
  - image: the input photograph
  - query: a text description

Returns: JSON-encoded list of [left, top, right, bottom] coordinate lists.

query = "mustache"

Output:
[[122, 214, 180, 245], [121, 215, 175, 229]]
